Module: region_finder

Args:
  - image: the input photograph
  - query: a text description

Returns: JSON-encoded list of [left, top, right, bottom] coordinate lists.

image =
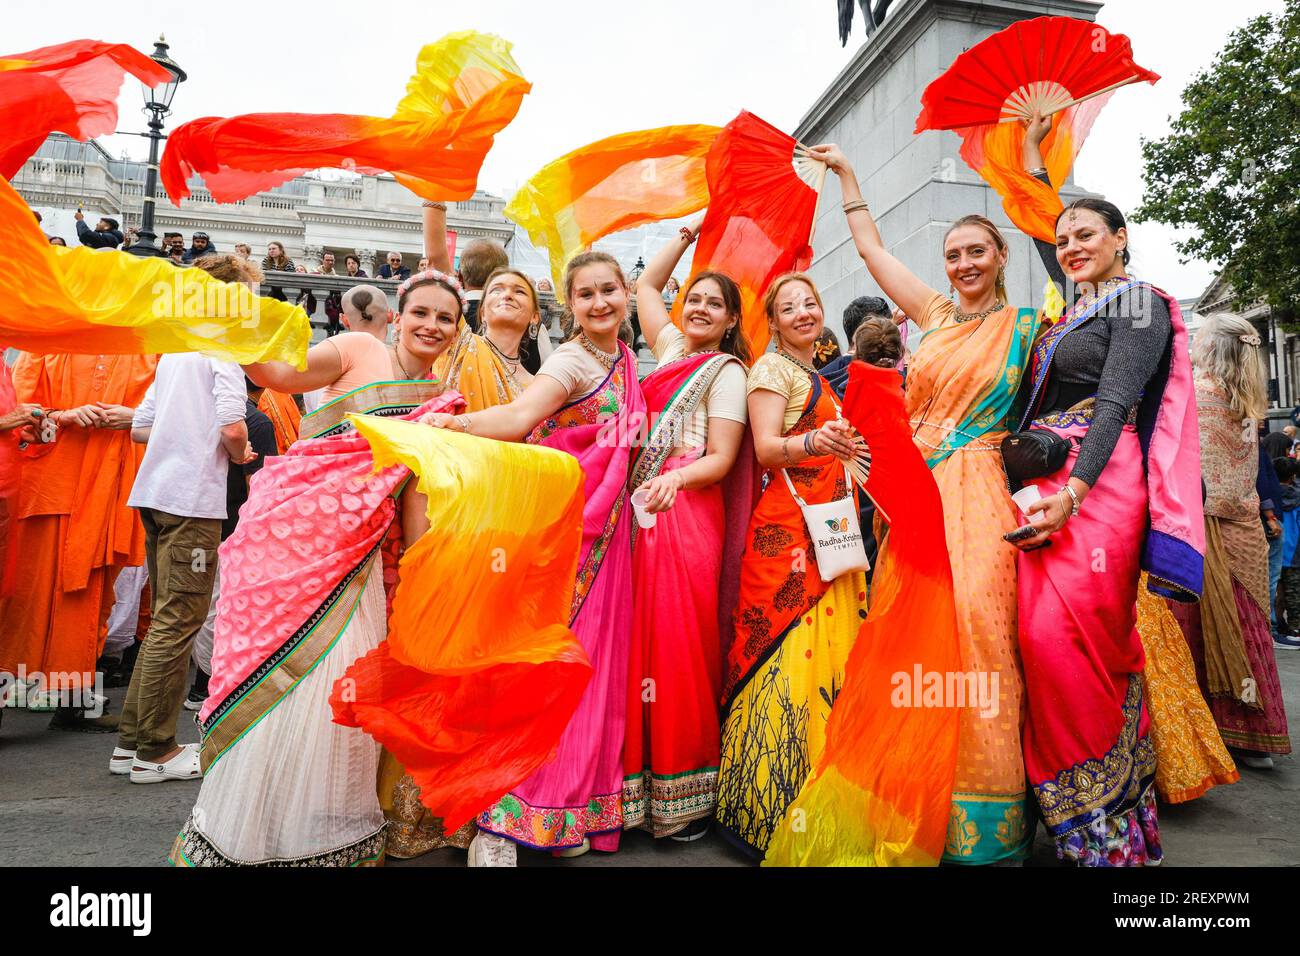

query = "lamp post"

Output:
[[128, 36, 186, 258]]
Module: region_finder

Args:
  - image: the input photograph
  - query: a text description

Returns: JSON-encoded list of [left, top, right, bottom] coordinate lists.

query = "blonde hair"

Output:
[[1191, 312, 1267, 423]]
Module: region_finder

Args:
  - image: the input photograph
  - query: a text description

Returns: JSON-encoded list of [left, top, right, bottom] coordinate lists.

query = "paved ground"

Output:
[[2, 652, 1296, 867]]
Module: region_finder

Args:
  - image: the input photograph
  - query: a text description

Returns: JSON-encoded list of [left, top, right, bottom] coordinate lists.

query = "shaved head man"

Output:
[[340, 284, 391, 341]]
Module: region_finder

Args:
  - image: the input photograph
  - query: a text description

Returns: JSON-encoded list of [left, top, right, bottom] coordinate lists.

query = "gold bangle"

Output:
[[842, 199, 870, 214]]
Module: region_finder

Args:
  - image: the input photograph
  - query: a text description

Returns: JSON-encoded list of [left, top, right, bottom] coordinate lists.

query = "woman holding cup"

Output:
[[714, 272, 868, 858], [623, 222, 753, 841]]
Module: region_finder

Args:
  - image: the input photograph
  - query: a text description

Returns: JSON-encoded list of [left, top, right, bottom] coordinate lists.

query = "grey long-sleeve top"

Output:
[[1021, 171, 1172, 488]]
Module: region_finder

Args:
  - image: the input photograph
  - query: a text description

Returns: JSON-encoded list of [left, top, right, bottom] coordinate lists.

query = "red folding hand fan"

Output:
[[913, 16, 1158, 242], [915, 16, 1159, 132]]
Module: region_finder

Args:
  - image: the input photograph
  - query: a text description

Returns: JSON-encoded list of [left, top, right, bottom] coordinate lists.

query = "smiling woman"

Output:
[[811, 140, 1041, 865], [421, 251, 647, 867]]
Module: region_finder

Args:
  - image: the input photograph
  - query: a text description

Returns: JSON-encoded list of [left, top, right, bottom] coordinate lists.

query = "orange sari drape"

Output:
[[902, 299, 1039, 863], [0, 352, 156, 677], [256, 388, 301, 454]]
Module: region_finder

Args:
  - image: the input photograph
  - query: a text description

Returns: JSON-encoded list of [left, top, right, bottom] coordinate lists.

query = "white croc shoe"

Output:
[[130, 743, 202, 784], [109, 747, 136, 776]]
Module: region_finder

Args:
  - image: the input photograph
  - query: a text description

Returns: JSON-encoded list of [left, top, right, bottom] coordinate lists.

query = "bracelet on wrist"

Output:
[[422, 200, 448, 210], [456, 414, 472, 433], [1027, 166, 1048, 176], [679, 226, 696, 245], [1059, 484, 1080, 517], [803, 430, 817, 457], [842, 199, 870, 214], [781, 437, 794, 466]]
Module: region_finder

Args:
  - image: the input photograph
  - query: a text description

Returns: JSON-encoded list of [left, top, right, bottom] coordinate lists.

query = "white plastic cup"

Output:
[[1011, 485, 1042, 518], [630, 487, 657, 529]]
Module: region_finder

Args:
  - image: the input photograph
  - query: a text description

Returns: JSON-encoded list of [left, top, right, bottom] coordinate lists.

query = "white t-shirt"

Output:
[[652, 324, 748, 449], [128, 353, 247, 519]]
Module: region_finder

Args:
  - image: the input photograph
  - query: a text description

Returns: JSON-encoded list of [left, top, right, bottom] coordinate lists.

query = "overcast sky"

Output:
[[9, 0, 1286, 299]]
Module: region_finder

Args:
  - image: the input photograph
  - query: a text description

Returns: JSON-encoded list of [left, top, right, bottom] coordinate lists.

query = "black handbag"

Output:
[[1000, 429, 1074, 491]]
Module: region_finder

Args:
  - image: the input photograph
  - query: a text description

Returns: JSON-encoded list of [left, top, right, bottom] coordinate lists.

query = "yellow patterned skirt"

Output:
[[714, 573, 865, 858], [1136, 575, 1239, 803]]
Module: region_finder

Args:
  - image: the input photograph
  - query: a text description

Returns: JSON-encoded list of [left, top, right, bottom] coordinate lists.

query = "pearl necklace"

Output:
[[578, 332, 619, 370]]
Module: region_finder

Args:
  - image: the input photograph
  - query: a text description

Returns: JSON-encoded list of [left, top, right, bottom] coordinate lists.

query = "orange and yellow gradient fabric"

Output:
[[331, 416, 593, 834], [764, 362, 961, 866], [161, 31, 530, 204], [505, 125, 719, 298], [0, 174, 309, 366]]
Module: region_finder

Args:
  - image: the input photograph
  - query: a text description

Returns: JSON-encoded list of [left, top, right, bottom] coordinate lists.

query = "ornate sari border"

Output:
[[622, 768, 719, 837], [199, 548, 380, 771], [302, 380, 441, 439], [169, 816, 385, 867], [477, 790, 623, 850], [1032, 673, 1157, 835]]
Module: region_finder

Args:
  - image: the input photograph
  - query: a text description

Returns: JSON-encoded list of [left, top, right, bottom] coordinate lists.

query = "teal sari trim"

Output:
[[943, 792, 1035, 865], [925, 307, 1040, 468]]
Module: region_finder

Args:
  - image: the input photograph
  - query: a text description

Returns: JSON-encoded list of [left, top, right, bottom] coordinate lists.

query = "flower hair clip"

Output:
[[398, 268, 468, 311], [1239, 333, 1262, 347]]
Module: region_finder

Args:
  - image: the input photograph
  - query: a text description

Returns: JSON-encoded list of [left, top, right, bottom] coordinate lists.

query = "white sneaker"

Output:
[[1237, 754, 1274, 770], [109, 746, 136, 775], [553, 837, 591, 859], [467, 832, 517, 867], [130, 743, 202, 784]]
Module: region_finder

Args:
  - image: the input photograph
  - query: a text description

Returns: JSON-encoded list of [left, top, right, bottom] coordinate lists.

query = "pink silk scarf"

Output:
[[198, 385, 462, 761]]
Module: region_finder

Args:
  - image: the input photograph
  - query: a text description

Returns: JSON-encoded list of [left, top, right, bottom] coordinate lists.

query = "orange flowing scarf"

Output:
[[161, 31, 530, 204], [505, 125, 718, 297], [0, 39, 171, 177], [764, 362, 961, 866], [332, 416, 592, 833]]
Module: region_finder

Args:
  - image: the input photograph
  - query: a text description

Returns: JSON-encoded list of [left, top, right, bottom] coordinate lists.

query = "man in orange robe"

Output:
[[0, 352, 157, 729], [256, 387, 300, 453]]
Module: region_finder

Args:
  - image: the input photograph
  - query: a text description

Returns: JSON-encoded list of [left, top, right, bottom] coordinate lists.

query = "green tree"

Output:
[[1135, 0, 1299, 321]]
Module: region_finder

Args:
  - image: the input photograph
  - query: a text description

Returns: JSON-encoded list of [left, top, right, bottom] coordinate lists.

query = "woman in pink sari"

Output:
[[170, 271, 466, 866], [624, 221, 754, 841], [423, 251, 645, 866], [1009, 195, 1204, 866]]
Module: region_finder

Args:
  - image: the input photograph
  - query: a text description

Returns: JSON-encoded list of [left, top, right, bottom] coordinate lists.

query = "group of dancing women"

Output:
[[169, 114, 1289, 869]]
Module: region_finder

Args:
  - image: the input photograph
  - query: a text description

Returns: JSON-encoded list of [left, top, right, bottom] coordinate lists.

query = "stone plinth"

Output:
[[796, 0, 1104, 342]]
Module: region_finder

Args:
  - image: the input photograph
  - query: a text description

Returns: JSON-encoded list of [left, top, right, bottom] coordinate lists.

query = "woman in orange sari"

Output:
[[715, 273, 868, 859], [816, 143, 1039, 864]]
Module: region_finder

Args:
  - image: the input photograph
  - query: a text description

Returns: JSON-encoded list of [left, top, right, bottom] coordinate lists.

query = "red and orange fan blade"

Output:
[[160, 31, 529, 205], [0, 40, 172, 178], [682, 111, 828, 360], [915, 16, 1159, 241]]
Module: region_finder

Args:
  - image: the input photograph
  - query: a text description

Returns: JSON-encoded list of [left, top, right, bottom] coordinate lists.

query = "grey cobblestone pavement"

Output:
[[1, 653, 1295, 867]]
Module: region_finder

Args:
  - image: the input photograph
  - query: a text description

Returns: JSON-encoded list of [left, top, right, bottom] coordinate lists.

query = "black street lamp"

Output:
[[128, 36, 186, 258]]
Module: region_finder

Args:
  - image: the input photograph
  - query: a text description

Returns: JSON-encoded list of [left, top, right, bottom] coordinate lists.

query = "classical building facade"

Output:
[[14, 133, 513, 276]]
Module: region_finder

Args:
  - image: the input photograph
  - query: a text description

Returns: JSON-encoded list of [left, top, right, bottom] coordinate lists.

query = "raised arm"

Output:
[[808, 144, 938, 322], [421, 201, 453, 274], [635, 216, 701, 352], [1020, 111, 1068, 294], [243, 337, 346, 393]]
